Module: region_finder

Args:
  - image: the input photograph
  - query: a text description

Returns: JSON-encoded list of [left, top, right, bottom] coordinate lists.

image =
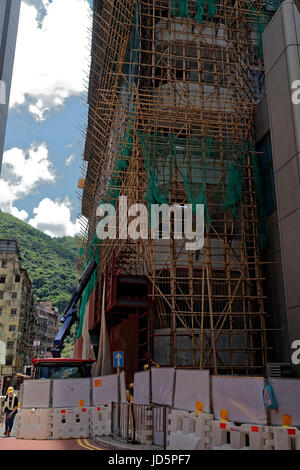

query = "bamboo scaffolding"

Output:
[[79, 0, 273, 375]]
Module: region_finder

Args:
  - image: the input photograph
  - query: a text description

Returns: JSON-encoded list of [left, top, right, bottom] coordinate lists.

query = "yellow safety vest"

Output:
[[3, 394, 17, 411]]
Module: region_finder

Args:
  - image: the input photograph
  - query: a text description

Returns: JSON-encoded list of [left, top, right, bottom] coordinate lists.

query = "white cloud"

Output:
[[28, 197, 81, 237], [10, 0, 91, 120], [0, 143, 55, 218], [65, 153, 75, 166], [11, 206, 29, 221]]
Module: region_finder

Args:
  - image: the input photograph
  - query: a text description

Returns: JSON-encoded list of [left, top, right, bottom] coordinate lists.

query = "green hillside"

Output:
[[0, 211, 80, 314]]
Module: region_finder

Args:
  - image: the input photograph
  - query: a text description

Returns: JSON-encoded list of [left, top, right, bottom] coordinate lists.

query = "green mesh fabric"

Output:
[[175, 135, 212, 226], [106, 117, 134, 205], [170, 0, 217, 23], [77, 235, 101, 338], [77, 3, 140, 336], [170, 0, 189, 17], [196, 0, 204, 22], [137, 132, 268, 249], [137, 130, 175, 206], [224, 142, 248, 219]]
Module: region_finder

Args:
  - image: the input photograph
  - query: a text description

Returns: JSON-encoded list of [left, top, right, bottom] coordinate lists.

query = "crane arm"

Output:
[[52, 260, 97, 357]]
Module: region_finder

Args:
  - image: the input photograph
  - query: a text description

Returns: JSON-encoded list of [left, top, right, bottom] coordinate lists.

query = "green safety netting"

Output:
[[77, 2, 140, 335], [77, 235, 100, 338], [169, 0, 270, 57], [170, 0, 189, 17], [137, 131, 268, 249], [170, 0, 217, 23]]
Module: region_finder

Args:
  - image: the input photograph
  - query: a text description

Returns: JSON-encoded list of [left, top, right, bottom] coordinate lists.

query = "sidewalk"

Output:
[[94, 435, 163, 451]]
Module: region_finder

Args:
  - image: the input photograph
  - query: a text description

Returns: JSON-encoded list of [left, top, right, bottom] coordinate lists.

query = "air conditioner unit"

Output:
[[267, 363, 293, 378]]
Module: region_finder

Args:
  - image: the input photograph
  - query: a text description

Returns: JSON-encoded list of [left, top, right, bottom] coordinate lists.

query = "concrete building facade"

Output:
[[0, 0, 21, 172], [0, 239, 35, 372]]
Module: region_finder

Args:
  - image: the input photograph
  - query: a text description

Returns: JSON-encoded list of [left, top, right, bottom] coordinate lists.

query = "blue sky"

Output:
[[0, 0, 91, 237]]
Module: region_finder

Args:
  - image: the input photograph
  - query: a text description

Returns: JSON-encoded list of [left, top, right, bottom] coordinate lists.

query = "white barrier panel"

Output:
[[152, 367, 175, 406], [211, 420, 275, 450], [134, 371, 150, 405], [11, 413, 19, 438], [51, 407, 90, 439], [120, 371, 127, 403], [174, 370, 210, 412], [52, 378, 91, 408], [270, 378, 300, 426], [22, 380, 51, 409], [92, 372, 126, 405], [272, 426, 300, 450], [167, 410, 213, 450], [90, 404, 111, 437], [17, 409, 52, 440], [212, 376, 266, 424]]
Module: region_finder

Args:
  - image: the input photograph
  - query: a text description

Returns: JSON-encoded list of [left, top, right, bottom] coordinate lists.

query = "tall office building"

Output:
[[0, 0, 21, 173]]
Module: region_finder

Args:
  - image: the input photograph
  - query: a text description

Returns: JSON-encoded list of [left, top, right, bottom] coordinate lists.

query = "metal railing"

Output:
[[111, 402, 169, 448]]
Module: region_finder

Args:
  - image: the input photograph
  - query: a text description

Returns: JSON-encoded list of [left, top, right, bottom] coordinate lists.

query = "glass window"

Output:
[[34, 363, 92, 380], [9, 325, 16, 331], [0, 292, 3, 299], [1, 260, 7, 268], [15, 275, 20, 283], [0, 277, 6, 284], [10, 309, 17, 316], [5, 356, 13, 366], [12, 292, 17, 299]]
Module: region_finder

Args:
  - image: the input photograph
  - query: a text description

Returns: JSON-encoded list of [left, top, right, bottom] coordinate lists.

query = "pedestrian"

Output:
[[2, 386, 18, 437]]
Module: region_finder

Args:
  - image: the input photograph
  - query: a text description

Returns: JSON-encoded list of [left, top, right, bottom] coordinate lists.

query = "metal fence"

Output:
[[111, 402, 169, 448]]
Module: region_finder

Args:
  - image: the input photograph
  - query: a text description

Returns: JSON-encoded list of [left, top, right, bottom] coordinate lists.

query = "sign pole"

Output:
[[113, 351, 124, 437], [117, 365, 121, 436]]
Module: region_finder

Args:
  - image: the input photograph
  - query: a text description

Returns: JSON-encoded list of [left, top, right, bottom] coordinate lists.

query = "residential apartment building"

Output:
[[35, 301, 59, 358], [0, 239, 35, 371], [0, 0, 21, 172]]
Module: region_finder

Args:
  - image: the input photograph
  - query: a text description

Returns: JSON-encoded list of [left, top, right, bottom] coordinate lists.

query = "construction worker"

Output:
[[143, 359, 160, 370], [2, 386, 18, 437], [126, 383, 134, 403]]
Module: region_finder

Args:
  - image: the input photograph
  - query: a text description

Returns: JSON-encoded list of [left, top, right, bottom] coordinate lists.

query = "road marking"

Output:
[[77, 438, 95, 451], [82, 438, 103, 450], [77, 438, 103, 451]]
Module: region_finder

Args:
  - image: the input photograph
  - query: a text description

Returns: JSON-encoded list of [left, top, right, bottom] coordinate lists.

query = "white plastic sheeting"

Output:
[[22, 379, 51, 409], [212, 376, 266, 424], [173, 369, 210, 412], [52, 378, 91, 408], [133, 370, 150, 405], [270, 378, 300, 426], [152, 367, 175, 406], [92, 371, 126, 405]]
